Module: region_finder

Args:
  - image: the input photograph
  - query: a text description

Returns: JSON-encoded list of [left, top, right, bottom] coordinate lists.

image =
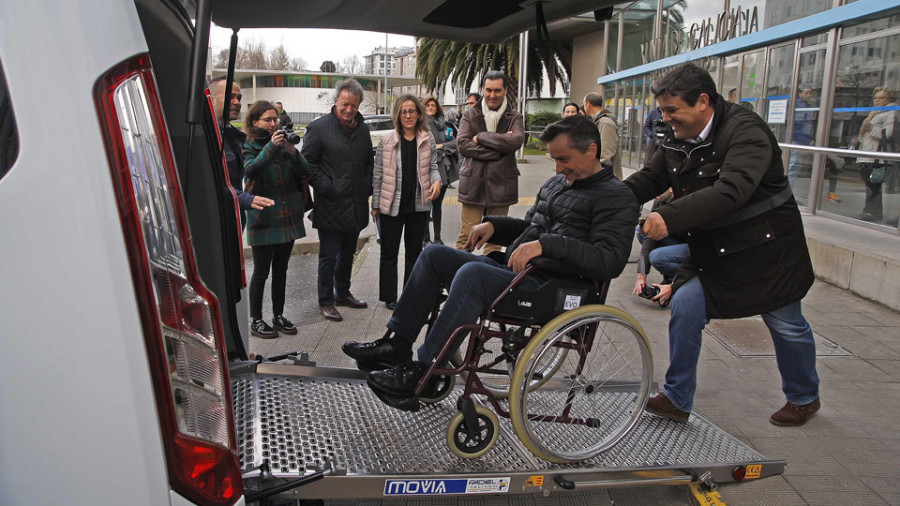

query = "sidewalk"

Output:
[[250, 155, 900, 504]]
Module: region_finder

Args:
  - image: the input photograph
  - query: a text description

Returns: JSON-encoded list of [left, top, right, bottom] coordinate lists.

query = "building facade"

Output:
[[596, 0, 900, 233]]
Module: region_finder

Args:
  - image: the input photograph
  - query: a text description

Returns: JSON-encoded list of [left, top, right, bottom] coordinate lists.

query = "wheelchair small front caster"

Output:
[[446, 405, 499, 459]]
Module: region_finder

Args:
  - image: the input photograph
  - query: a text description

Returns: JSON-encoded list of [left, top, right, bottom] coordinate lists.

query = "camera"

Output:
[[638, 285, 660, 300], [278, 127, 301, 145], [654, 121, 669, 140]]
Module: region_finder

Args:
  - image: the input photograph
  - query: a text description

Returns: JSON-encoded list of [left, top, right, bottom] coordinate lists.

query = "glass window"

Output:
[[840, 12, 900, 40], [765, 43, 796, 144], [722, 55, 740, 104], [0, 58, 18, 180], [740, 50, 765, 117], [826, 33, 900, 226]]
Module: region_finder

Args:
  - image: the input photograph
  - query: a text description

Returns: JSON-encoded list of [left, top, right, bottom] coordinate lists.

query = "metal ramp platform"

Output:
[[231, 363, 784, 500]]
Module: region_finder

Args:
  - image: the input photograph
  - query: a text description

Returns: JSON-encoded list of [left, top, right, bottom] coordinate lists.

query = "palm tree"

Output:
[[416, 35, 572, 99]]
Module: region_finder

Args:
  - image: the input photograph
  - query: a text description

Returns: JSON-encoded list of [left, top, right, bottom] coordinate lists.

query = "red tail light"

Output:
[[94, 54, 242, 505]]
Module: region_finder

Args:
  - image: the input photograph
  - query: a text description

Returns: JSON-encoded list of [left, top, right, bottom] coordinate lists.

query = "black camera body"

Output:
[[654, 121, 669, 140], [278, 127, 301, 145], [639, 285, 660, 300]]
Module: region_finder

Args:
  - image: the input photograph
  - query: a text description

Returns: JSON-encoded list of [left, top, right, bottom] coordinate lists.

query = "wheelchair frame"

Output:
[[412, 263, 654, 462]]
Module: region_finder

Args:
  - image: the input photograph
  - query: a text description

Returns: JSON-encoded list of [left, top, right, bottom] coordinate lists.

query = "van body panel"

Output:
[[0, 1, 172, 504]]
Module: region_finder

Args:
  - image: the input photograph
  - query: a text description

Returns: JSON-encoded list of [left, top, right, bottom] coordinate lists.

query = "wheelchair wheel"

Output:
[[419, 374, 456, 404], [509, 305, 652, 463], [446, 406, 499, 459], [461, 324, 568, 399]]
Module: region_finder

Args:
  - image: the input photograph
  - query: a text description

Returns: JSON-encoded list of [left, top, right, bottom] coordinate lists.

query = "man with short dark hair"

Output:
[[583, 91, 622, 179], [465, 93, 480, 109], [342, 115, 638, 409], [302, 79, 374, 322], [275, 101, 293, 130], [626, 63, 820, 427], [454, 71, 524, 254], [207, 77, 273, 225]]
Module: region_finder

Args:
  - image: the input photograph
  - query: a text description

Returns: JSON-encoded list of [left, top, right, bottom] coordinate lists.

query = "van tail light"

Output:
[[94, 54, 242, 505], [203, 89, 246, 288]]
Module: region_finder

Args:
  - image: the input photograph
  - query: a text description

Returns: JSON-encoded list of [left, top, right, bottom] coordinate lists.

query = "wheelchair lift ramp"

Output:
[[232, 364, 784, 500]]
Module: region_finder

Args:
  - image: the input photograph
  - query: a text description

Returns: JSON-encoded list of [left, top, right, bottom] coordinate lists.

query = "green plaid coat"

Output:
[[243, 136, 309, 246]]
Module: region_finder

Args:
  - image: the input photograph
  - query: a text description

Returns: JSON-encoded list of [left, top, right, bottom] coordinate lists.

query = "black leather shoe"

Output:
[[342, 337, 412, 370], [319, 305, 343, 321], [370, 386, 421, 412], [272, 315, 297, 335], [384, 301, 396, 310], [335, 294, 368, 308], [368, 361, 429, 395], [250, 319, 278, 339]]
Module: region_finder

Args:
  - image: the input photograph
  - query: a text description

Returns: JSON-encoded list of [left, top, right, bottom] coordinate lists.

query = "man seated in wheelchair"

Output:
[[343, 115, 639, 409]]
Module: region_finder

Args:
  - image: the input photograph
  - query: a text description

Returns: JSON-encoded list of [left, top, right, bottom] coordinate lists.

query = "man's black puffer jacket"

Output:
[[486, 168, 638, 282], [301, 111, 374, 231]]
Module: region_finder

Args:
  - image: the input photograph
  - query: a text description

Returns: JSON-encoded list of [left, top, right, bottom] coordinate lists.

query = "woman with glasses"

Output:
[[422, 95, 458, 246], [242, 100, 309, 338], [372, 94, 441, 310]]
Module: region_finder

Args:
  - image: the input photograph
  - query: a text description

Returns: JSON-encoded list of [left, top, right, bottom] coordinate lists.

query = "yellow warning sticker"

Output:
[[523, 476, 544, 487], [745, 464, 762, 479]]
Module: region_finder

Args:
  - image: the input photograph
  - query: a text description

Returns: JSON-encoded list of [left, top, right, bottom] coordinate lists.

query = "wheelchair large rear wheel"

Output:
[[509, 305, 652, 463]]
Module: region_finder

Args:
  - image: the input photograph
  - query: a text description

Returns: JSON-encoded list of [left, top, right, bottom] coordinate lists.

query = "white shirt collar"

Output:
[[686, 112, 715, 144]]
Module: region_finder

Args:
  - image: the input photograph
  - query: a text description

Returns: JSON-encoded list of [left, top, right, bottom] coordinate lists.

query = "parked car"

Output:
[[364, 114, 394, 146]]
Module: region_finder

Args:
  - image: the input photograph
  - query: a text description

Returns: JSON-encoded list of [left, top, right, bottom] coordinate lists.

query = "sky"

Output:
[[209, 25, 416, 69]]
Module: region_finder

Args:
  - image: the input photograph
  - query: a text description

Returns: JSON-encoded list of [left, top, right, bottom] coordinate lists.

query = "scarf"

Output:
[[482, 96, 508, 133], [333, 106, 359, 133]]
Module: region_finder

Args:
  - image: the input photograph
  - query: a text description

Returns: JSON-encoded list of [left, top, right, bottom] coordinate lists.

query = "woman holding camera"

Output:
[[243, 100, 309, 338], [372, 94, 441, 309]]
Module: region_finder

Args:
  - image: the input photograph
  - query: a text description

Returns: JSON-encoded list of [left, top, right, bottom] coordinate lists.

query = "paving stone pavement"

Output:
[[247, 156, 900, 505]]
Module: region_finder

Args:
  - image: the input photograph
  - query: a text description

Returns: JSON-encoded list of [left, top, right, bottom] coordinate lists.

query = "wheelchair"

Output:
[[413, 256, 654, 463]]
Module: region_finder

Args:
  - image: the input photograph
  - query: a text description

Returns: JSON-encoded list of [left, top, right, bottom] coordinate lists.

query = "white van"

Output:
[[0, 1, 612, 504]]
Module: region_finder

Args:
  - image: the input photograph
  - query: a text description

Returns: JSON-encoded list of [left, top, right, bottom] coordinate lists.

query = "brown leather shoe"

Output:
[[769, 398, 820, 426], [335, 294, 368, 309], [319, 305, 343, 321], [645, 393, 690, 423]]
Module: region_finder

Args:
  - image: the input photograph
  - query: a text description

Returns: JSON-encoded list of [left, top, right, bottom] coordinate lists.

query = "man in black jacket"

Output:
[[626, 63, 820, 427], [301, 79, 374, 322], [343, 116, 638, 407]]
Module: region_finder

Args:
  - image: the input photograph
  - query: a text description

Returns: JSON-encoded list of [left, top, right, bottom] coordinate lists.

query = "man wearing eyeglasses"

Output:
[[455, 72, 525, 255]]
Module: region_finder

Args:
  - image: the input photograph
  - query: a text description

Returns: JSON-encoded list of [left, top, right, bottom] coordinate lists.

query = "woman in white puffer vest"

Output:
[[372, 94, 441, 309]]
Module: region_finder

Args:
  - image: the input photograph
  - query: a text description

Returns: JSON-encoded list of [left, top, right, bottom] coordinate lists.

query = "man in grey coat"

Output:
[[454, 71, 525, 255]]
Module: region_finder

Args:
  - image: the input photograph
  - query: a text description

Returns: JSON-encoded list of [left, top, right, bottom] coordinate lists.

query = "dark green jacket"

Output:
[[243, 136, 309, 246]]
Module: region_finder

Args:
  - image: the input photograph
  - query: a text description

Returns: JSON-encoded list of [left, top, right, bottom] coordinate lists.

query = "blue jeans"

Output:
[[649, 243, 690, 281], [387, 245, 541, 364], [317, 229, 361, 306], [664, 276, 819, 412], [787, 149, 810, 188]]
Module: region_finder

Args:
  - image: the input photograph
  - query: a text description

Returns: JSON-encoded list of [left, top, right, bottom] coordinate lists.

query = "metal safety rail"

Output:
[[231, 363, 784, 500]]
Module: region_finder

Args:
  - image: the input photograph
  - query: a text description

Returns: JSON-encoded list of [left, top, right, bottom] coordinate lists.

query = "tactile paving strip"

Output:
[[232, 373, 766, 476]]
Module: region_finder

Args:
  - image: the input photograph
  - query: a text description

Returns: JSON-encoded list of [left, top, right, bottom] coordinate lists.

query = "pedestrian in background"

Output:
[[643, 106, 664, 164], [455, 72, 525, 255], [422, 95, 458, 246], [584, 91, 623, 179], [301, 79, 374, 322], [275, 101, 293, 131], [242, 100, 309, 338], [856, 87, 896, 222], [207, 77, 273, 227], [563, 102, 580, 117], [372, 95, 441, 310]]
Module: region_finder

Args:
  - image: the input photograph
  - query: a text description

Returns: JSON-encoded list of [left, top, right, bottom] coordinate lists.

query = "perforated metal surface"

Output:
[[232, 370, 767, 478]]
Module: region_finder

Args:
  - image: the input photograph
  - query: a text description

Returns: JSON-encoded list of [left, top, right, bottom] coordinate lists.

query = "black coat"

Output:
[[301, 112, 374, 231], [486, 169, 638, 283], [625, 96, 815, 318]]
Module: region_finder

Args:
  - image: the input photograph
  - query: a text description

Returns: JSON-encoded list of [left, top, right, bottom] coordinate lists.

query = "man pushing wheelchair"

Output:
[[342, 115, 639, 410]]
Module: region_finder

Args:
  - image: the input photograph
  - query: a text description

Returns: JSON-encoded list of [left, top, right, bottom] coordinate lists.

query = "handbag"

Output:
[[299, 178, 314, 212], [868, 130, 891, 185]]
